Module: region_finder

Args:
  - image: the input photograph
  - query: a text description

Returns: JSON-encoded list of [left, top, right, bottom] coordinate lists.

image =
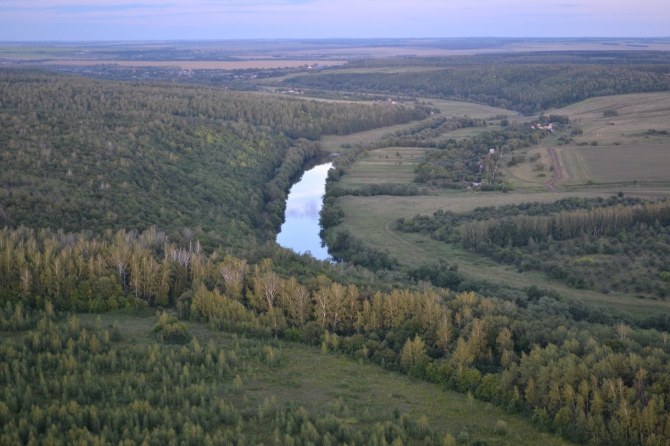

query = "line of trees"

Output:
[[399, 196, 670, 297], [460, 201, 670, 252]]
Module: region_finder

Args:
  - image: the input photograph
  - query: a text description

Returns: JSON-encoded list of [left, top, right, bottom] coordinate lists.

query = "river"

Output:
[[276, 162, 333, 260]]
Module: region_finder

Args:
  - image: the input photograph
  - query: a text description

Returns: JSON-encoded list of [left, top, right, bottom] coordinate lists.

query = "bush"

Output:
[[154, 311, 190, 344], [160, 322, 190, 344], [444, 434, 456, 446], [494, 420, 509, 436], [603, 109, 618, 117], [457, 429, 470, 444]]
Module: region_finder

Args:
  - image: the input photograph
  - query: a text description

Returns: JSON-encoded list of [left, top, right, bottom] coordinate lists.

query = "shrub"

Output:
[[154, 311, 190, 344], [494, 420, 509, 436], [457, 429, 470, 444], [443, 434, 456, 446], [604, 109, 618, 117], [160, 322, 190, 344]]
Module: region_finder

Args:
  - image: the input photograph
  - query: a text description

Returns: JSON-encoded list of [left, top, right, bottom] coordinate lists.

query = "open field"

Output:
[[505, 146, 556, 187], [555, 92, 670, 145], [320, 124, 418, 152], [3, 39, 670, 62], [266, 94, 514, 120], [69, 312, 570, 446], [340, 147, 426, 187], [424, 99, 515, 118], [577, 144, 670, 184], [440, 126, 497, 140], [545, 92, 670, 187], [339, 189, 644, 220]]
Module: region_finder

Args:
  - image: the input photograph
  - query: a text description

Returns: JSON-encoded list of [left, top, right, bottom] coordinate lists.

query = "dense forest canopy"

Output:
[[0, 70, 424, 248], [285, 63, 670, 114], [342, 51, 670, 68]]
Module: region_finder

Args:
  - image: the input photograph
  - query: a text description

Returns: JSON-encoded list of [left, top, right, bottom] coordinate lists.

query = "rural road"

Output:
[[545, 147, 563, 191]]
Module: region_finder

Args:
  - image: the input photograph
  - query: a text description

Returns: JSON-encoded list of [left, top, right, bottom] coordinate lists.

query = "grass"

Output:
[[338, 189, 627, 220], [340, 146, 426, 187], [417, 98, 515, 119], [68, 312, 572, 445], [548, 92, 670, 187], [576, 144, 670, 184], [506, 147, 556, 186], [320, 123, 425, 152]]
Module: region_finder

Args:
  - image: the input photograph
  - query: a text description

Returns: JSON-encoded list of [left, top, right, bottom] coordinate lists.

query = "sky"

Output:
[[0, 0, 668, 41]]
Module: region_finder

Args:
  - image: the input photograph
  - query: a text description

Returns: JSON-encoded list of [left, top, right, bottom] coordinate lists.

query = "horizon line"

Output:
[[2, 36, 670, 44]]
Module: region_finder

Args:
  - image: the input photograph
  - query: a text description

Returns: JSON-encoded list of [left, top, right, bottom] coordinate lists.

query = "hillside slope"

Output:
[[0, 70, 424, 248]]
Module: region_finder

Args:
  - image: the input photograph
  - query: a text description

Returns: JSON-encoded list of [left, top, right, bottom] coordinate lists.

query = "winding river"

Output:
[[276, 162, 333, 260]]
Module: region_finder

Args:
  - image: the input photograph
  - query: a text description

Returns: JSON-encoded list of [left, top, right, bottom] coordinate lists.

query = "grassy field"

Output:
[[5, 39, 670, 62], [320, 123, 422, 152], [504, 146, 556, 187], [418, 99, 515, 119], [577, 144, 670, 184], [339, 189, 640, 220], [552, 92, 670, 141], [67, 312, 571, 446], [340, 146, 426, 187], [546, 92, 670, 187]]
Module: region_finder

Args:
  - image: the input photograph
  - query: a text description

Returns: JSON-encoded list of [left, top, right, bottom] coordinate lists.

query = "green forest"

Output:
[[285, 63, 670, 115], [398, 197, 670, 299], [2, 56, 670, 446], [3, 222, 670, 445], [0, 70, 424, 249]]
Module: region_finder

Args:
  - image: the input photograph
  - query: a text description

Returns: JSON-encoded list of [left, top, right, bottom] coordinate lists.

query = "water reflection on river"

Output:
[[276, 162, 332, 260]]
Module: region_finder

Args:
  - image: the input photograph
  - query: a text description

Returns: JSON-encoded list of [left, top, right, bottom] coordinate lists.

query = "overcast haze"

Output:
[[0, 0, 668, 41]]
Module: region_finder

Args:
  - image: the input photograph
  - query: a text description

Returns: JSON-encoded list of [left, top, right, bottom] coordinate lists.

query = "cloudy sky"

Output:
[[0, 0, 668, 41]]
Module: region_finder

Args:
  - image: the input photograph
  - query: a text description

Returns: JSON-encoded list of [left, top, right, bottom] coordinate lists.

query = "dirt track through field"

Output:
[[545, 147, 563, 191]]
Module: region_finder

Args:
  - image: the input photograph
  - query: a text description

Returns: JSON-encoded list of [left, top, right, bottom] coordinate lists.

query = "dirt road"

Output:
[[545, 147, 563, 191]]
